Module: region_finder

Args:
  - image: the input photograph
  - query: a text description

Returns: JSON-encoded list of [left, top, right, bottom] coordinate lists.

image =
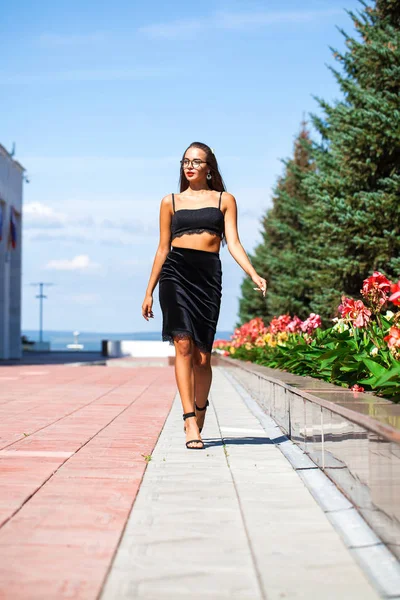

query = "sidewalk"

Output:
[[0, 364, 176, 599], [101, 367, 381, 600], [0, 363, 389, 598]]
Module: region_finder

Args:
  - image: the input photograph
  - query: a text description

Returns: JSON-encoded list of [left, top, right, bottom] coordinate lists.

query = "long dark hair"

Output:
[[178, 141, 228, 247], [179, 142, 227, 193]]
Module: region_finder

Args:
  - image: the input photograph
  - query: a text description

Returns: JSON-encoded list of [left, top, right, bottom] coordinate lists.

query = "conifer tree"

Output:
[[237, 124, 314, 325], [237, 240, 272, 326], [301, 0, 400, 320], [264, 125, 314, 320]]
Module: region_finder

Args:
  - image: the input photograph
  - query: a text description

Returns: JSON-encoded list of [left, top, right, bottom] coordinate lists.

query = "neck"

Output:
[[187, 182, 211, 193]]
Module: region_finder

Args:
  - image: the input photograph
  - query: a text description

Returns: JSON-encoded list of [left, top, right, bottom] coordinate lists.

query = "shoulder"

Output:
[[160, 193, 174, 212], [220, 191, 236, 209]]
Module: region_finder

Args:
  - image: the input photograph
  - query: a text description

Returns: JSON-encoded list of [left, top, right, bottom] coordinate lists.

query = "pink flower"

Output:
[[338, 296, 372, 328], [350, 384, 365, 392], [389, 281, 400, 307], [286, 316, 303, 333], [361, 271, 391, 309], [300, 313, 322, 334], [383, 326, 400, 350]]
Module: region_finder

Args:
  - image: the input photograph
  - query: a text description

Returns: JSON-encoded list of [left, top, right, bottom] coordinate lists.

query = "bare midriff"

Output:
[[171, 231, 221, 253]]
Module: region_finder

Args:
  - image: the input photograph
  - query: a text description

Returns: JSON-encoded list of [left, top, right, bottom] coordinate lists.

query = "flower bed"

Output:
[[213, 272, 400, 402]]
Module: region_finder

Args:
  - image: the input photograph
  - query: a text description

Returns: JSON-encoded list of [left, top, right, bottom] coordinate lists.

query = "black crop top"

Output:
[[170, 191, 226, 246]]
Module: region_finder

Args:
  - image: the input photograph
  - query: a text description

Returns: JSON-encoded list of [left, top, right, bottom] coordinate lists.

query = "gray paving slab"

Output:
[[326, 508, 382, 548], [101, 366, 381, 600], [100, 384, 262, 600], [297, 468, 353, 512], [212, 368, 380, 600], [222, 365, 400, 598], [350, 544, 400, 598]]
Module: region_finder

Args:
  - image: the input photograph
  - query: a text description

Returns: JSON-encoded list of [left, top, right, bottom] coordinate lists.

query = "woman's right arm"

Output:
[[142, 194, 173, 321]]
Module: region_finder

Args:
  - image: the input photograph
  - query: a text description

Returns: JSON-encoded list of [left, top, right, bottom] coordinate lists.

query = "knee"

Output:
[[193, 353, 211, 370], [174, 337, 192, 358]]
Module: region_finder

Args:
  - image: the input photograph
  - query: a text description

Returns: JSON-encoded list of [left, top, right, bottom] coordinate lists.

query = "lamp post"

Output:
[[30, 282, 54, 342]]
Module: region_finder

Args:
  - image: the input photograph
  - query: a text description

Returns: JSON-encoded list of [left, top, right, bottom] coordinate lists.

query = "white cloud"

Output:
[[24, 202, 66, 229], [44, 254, 100, 271], [23, 201, 158, 244], [139, 9, 342, 39], [23, 201, 93, 230]]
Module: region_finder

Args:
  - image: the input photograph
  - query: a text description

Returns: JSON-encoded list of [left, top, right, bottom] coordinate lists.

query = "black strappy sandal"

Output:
[[183, 412, 205, 450], [195, 399, 209, 433]]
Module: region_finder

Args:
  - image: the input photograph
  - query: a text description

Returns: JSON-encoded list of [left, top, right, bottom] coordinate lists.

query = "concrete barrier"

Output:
[[214, 355, 400, 562]]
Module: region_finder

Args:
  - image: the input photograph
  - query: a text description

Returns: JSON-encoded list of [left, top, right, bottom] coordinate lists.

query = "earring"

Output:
[[206, 172, 212, 180]]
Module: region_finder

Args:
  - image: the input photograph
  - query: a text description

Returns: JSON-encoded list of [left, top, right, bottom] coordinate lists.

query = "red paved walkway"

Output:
[[0, 365, 176, 599]]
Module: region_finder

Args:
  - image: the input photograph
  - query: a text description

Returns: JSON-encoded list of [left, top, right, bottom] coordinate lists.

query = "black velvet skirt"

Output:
[[159, 246, 222, 354]]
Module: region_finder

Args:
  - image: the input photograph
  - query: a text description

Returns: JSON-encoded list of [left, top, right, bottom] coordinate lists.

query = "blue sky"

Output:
[[1, 0, 360, 334]]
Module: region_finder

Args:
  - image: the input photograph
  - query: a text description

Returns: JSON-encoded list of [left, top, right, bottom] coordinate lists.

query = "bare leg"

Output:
[[193, 346, 212, 432], [173, 336, 203, 449]]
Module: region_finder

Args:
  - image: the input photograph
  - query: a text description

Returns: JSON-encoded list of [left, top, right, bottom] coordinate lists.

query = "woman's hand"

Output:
[[142, 294, 154, 321], [252, 273, 268, 298]]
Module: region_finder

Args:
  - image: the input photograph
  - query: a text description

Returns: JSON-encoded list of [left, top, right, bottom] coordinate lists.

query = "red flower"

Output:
[[229, 317, 267, 347], [389, 281, 400, 307], [270, 314, 292, 334], [361, 271, 391, 309], [350, 384, 365, 392], [338, 296, 372, 328], [383, 326, 400, 350]]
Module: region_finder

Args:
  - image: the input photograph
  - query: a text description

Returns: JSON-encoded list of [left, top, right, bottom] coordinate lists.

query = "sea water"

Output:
[[22, 330, 234, 352]]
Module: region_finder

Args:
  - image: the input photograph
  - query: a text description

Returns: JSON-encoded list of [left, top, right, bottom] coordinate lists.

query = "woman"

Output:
[[142, 142, 267, 450]]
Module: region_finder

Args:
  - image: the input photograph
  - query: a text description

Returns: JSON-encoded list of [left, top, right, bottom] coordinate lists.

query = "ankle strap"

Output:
[[195, 399, 209, 411], [183, 411, 196, 420]]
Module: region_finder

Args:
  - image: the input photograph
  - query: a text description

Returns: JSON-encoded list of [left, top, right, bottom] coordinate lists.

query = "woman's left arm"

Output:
[[223, 193, 268, 297]]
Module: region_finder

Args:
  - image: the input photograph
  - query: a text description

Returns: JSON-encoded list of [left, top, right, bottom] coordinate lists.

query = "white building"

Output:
[[0, 144, 24, 360]]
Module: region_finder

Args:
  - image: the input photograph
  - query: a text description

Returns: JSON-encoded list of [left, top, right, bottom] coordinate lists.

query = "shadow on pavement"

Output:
[[203, 435, 287, 447]]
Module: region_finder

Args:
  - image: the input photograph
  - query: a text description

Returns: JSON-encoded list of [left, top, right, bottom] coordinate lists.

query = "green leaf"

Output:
[[374, 365, 400, 387], [362, 358, 387, 379]]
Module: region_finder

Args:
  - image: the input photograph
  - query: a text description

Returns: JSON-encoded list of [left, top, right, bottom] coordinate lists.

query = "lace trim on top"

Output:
[[170, 229, 227, 246], [171, 228, 222, 239]]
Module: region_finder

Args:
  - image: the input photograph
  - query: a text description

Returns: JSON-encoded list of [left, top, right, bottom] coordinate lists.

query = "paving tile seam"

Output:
[[220, 366, 400, 599], [347, 542, 385, 549], [0, 378, 151, 452], [210, 388, 267, 600], [100, 391, 266, 599], [0, 368, 115, 402], [0, 397, 125, 451], [325, 506, 361, 513], [210, 369, 380, 599], [0, 376, 168, 533], [0, 382, 177, 599], [291, 466, 318, 470], [0, 367, 156, 407], [97, 390, 176, 599]]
